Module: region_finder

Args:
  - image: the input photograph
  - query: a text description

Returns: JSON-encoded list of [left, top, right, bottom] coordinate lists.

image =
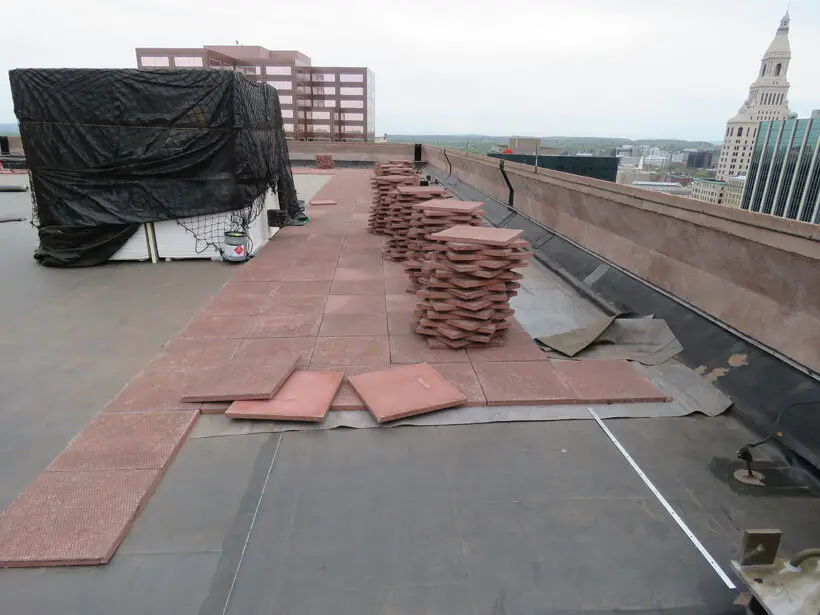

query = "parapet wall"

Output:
[[287, 141, 415, 163], [423, 146, 820, 374]]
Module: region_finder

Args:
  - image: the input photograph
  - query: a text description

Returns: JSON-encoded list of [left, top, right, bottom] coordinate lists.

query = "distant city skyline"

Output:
[[1, 0, 818, 141]]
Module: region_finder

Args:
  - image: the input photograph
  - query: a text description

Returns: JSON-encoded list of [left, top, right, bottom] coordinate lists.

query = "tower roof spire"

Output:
[[765, 10, 791, 58]]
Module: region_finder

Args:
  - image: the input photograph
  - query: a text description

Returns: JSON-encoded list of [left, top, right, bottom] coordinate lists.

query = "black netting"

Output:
[[9, 68, 298, 266]]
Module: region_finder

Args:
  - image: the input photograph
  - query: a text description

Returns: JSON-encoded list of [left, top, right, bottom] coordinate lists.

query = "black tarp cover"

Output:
[[9, 68, 298, 266]]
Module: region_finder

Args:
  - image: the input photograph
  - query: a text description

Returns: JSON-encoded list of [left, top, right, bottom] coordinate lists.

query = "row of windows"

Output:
[[290, 99, 364, 109], [282, 124, 365, 134], [759, 91, 785, 106], [309, 73, 364, 83], [138, 57, 366, 85], [726, 125, 757, 138], [267, 83, 365, 96]]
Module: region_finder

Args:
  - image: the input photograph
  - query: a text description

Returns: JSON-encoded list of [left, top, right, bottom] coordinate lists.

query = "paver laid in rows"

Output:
[[554, 359, 670, 403], [472, 361, 577, 406], [226, 371, 344, 421], [47, 411, 198, 471], [349, 363, 467, 422], [0, 469, 160, 567], [181, 357, 299, 402]]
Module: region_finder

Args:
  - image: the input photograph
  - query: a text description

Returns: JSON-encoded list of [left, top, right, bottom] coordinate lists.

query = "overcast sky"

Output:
[[2, 0, 818, 141]]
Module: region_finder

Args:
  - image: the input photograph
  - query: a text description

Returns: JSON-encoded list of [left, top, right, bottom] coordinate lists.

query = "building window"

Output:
[[761, 64, 766, 77], [282, 109, 294, 118], [236, 66, 260, 75], [339, 73, 364, 82], [313, 99, 336, 108], [342, 125, 363, 133], [266, 66, 291, 75], [310, 111, 330, 120], [775, 63, 782, 76], [340, 86, 363, 96], [279, 95, 293, 104], [267, 80, 292, 90], [340, 99, 364, 108], [173, 56, 203, 67], [311, 73, 335, 82], [209, 59, 222, 68], [311, 124, 331, 133], [284, 123, 294, 132], [341, 112, 364, 121], [312, 86, 336, 95], [140, 56, 170, 67], [737, 127, 743, 137]]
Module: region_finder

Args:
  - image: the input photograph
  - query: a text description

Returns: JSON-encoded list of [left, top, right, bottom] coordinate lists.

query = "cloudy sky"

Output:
[[2, 0, 818, 141]]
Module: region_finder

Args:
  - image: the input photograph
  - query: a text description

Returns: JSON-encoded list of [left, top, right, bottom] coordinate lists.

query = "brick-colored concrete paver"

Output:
[[144, 338, 242, 372], [429, 225, 524, 246], [177, 313, 256, 339], [466, 333, 548, 362], [349, 364, 467, 423], [233, 337, 316, 367], [226, 371, 343, 421], [432, 363, 487, 407], [181, 357, 298, 402], [310, 337, 390, 367], [48, 411, 198, 471], [389, 334, 469, 364], [472, 361, 577, 406], [248, 312, 323, 338], [0, 469, 160, 567], [105, 370, 200, 412], [319, 313, 388, 337], [554, 359, 671, 403]]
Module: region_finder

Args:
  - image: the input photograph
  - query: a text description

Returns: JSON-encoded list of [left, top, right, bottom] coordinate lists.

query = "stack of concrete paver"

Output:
[[316, 154, 334, 169], [367, 174, 419, 235], [383, 186, 450, 261], [373, 161, 414, 177], [404, 199, 485, 292], [414, 225, 530, 348]]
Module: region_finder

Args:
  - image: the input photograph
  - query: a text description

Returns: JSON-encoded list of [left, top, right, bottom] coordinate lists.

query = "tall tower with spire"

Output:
[[715, 12, 794, 181]]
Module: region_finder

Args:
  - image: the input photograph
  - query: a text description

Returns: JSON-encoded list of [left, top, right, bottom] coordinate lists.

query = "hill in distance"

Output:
[[387, 134, 716, 155]]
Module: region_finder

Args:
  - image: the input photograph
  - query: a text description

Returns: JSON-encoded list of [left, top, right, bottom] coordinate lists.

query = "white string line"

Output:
[[587, 408, 736, 590]]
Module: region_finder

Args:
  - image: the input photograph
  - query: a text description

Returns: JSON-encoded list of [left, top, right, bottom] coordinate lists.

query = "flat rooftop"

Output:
[[0, 169, 818, 613]]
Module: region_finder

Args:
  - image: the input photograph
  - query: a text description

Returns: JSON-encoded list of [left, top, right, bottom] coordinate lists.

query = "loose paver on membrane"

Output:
[[181, 357, 299, 403], [349, 363, 467, 422], [226, 371, 344, 421]]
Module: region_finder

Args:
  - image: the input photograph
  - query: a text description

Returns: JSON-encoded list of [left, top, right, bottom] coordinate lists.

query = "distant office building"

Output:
[[691, 179, 727, 204], [685, 150, 713, 169], [507, 137, 540, 155], [641, 155, 669, 168], [741, 116, 820, 224], [631, 181, 691, 197], [723, 176, 746, 208], [135, 45, 374, 142], [616, 166, 654, 185]]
